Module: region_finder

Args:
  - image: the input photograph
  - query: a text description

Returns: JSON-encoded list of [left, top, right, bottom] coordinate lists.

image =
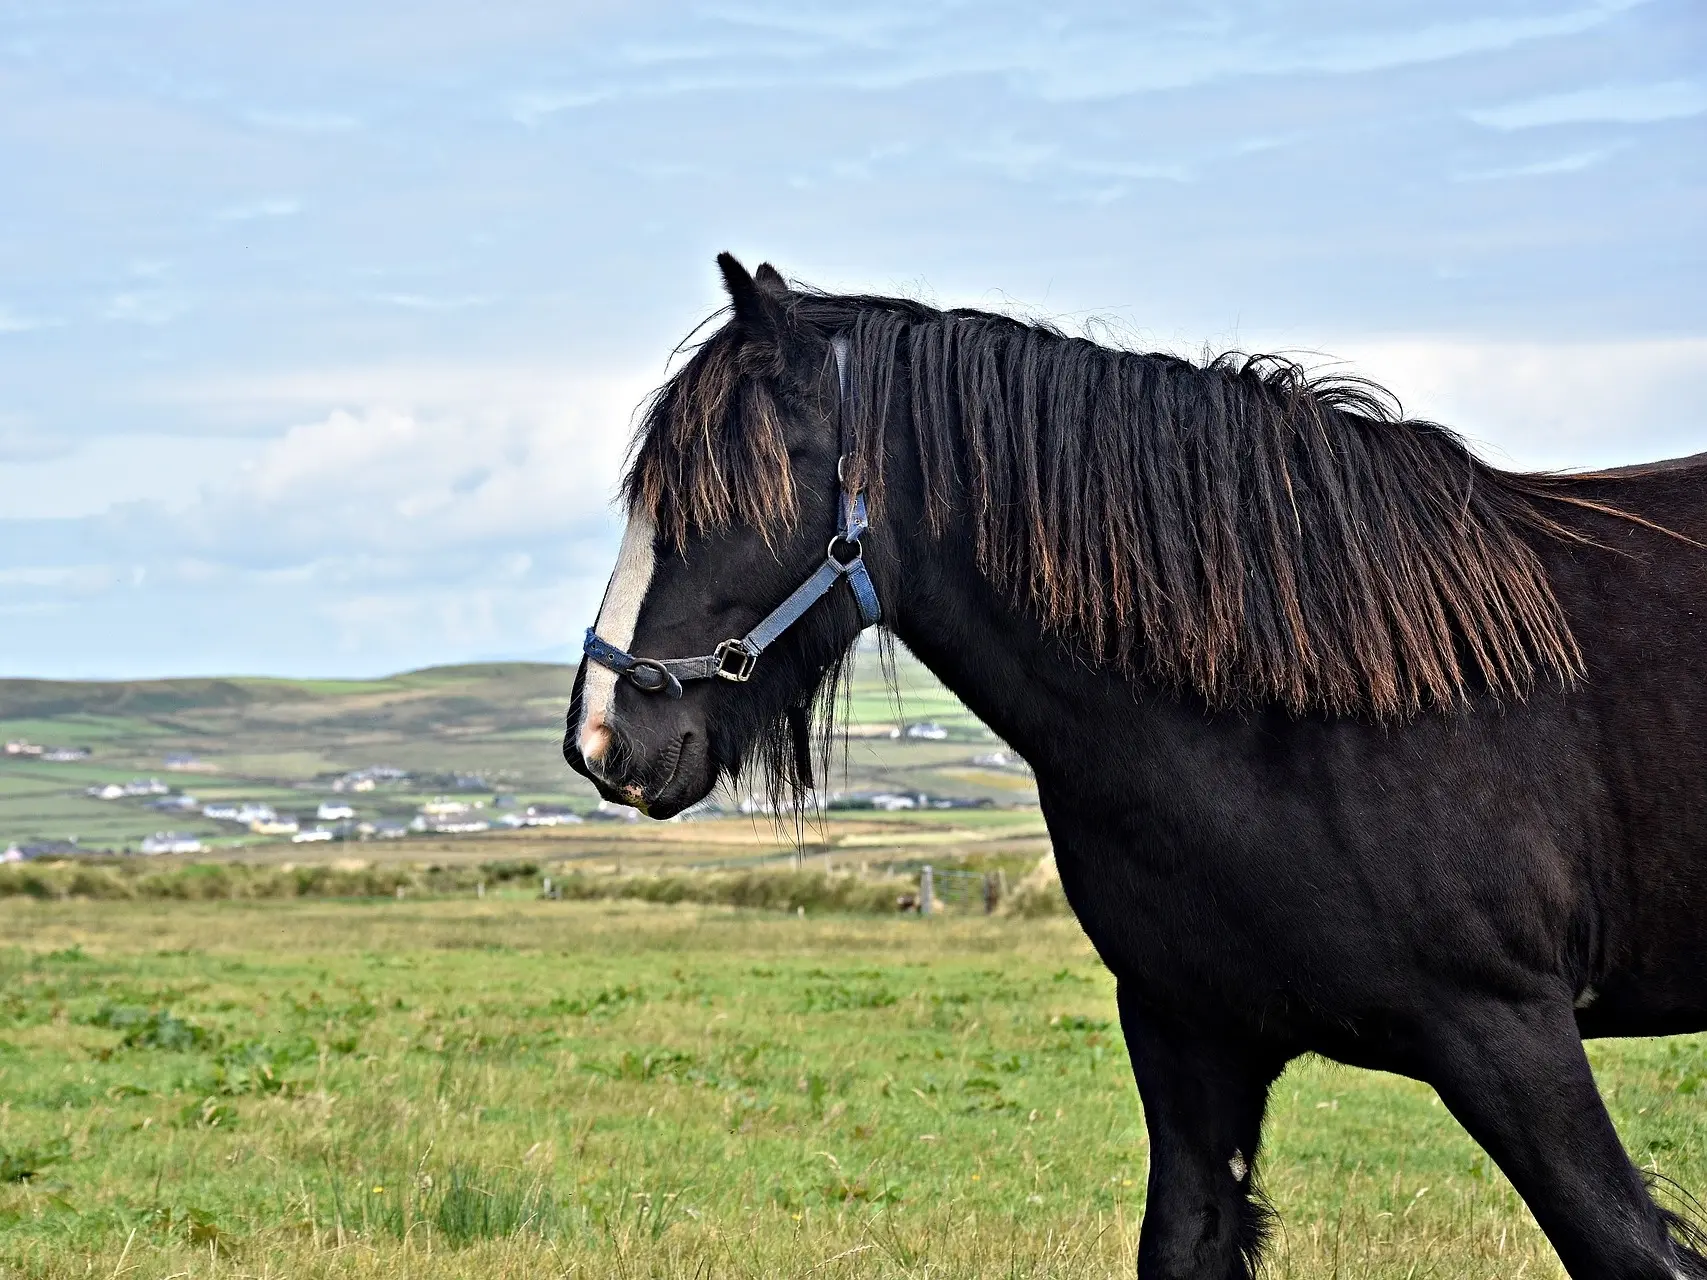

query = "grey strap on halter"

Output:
[[581, 337, 880, 701]]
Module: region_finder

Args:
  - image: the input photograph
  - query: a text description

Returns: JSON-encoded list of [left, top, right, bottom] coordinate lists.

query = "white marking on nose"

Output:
[[1228, 1150, 1248, 1182], [1574, 985, 1599, 1010], [579, 507, 656, 764]]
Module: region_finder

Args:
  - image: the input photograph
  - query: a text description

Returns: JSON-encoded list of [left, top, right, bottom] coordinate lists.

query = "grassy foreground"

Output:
[[1, 898, 1703, 1279]]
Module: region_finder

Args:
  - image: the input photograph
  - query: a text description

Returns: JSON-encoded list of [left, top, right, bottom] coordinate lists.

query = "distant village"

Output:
[[2, 722, 1031, 862], [5, 739, 92, 762]]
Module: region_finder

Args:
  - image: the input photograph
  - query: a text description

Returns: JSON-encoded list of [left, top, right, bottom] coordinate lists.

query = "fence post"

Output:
[[984, 872, 999, 915], [542, 875, 552, 899], [476, 880, 485, 900], [920, 864, 934, 917]]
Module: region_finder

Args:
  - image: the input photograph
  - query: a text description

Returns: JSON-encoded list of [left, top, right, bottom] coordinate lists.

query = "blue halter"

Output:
[[581, 340, 881, 700]]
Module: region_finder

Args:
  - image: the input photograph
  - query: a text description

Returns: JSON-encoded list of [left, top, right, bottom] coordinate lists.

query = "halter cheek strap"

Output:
[[581, 338, 880, 701]]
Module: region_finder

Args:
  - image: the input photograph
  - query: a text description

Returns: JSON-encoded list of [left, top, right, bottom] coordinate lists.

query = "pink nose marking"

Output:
[[581, 713, 612, 762]]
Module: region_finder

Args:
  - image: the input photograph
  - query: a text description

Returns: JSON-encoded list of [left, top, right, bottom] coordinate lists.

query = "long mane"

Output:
[[630, 289, 1598, 719]]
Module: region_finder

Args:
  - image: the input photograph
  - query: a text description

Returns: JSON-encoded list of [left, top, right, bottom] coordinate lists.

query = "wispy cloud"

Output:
[[1469, 79, 1707, 129], [1453, 147, 1620, 181], [507, 88, 609, 126]]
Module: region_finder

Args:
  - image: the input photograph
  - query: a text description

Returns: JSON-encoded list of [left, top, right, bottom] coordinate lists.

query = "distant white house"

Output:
[[316, 801, 355, 821], [124, 778, 170, 796], [870, 792, 921, 811], [163, 752, 203, 771], [904, 722, 949, 741], [149, 794, 199, 812], [419, 798, 473, 819], [140, 832, 204, 855], [4, 740, 43, 756], [508, 803, 582, 827], [411, 813, 490, 834], [88, 783, 128, 800], [249, 815, 299, 836], [42, 747, 91, 762], [331, 765, 407, 792], [291, 827, 334, 844]]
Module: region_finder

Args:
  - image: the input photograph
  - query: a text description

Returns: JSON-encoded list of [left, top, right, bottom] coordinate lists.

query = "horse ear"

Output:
[[753, 262, 788, 298], [718, 252, 784, 334]]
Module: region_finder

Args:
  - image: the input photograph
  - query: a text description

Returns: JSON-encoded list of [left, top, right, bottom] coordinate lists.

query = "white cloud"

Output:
[[1469, 79, 1707, 130], [1315, 335, 1707, 470], [507, 0, 1652, 114], [154, 365, 651, 565]]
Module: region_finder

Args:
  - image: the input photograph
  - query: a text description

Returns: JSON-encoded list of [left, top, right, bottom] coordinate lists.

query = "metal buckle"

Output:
[[713, 639, 756, 682]]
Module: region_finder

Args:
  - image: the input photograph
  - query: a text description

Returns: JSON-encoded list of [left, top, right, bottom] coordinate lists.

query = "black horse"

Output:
[[564, 254, 1707, 1280]]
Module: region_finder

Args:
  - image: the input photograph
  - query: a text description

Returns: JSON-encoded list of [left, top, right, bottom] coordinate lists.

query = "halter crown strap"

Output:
[[581, 336, 879, 700]]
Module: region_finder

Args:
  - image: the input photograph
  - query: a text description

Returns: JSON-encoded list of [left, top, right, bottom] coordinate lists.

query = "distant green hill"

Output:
[[0, 651, 1033, 851]]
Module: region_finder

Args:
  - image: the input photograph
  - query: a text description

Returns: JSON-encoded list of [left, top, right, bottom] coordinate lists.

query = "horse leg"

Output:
[[1118, 986, 1286, 1280], [1419, 996, 1707, 1280]]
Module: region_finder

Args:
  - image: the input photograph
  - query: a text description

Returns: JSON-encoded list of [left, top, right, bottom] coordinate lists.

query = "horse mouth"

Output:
[[637, 733, 706, 820]]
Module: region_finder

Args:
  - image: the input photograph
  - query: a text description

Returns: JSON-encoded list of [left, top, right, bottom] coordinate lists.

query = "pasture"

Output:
[[3, 895, 1703, 1278]]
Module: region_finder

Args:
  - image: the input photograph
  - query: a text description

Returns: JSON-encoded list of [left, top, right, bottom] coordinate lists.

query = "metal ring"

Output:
[[827, 533, 863, 568], [625, 660, 683, 699]]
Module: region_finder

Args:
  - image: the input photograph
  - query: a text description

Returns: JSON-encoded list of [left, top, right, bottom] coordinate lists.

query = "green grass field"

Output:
[[3, 896, 1703, 1279]]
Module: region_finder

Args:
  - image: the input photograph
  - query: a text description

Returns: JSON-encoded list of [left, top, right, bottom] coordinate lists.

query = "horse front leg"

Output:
[[1418, 994, 1707, 1280], [1118, 985, 1288, 1280]]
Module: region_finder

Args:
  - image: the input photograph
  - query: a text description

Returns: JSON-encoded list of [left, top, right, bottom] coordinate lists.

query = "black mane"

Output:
[[630, 287, 1606, 718]]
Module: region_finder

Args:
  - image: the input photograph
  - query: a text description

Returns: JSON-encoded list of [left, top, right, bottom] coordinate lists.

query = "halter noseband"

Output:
[[581, 339, 881, 701]]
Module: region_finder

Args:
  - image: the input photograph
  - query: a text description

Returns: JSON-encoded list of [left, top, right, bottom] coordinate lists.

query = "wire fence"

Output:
[[917, 864, 1005, 916]]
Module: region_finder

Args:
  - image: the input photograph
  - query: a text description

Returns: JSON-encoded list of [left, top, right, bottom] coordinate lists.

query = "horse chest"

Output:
[[1045, 807, 1327, 1029]]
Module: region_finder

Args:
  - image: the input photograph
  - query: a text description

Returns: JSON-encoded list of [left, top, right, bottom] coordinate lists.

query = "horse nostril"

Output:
[[580, 713, 613, 764]]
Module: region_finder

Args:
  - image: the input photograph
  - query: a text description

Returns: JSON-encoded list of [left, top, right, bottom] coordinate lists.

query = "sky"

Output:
[[1, 0, 1703, 679]]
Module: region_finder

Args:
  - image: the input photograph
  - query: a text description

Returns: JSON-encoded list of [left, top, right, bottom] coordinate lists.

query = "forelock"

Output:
[[623, 320, 797, 550]]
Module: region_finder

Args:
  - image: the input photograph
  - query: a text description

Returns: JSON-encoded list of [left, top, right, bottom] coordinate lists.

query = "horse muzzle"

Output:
[[563, 712, 710, 820]]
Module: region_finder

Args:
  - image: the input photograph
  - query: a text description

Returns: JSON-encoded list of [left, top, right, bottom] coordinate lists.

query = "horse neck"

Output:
[[872, 425, 1183, 801]]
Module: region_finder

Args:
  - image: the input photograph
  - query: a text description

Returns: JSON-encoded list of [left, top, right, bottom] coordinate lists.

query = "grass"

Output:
[[0, 898, 1702, 1278]]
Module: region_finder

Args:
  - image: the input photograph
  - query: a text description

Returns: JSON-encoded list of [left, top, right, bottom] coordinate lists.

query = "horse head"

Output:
[[563, 254, 882, 818]]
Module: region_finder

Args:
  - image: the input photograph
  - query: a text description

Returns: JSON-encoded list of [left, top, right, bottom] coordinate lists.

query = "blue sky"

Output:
[[2, 0, 1703, 678]]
